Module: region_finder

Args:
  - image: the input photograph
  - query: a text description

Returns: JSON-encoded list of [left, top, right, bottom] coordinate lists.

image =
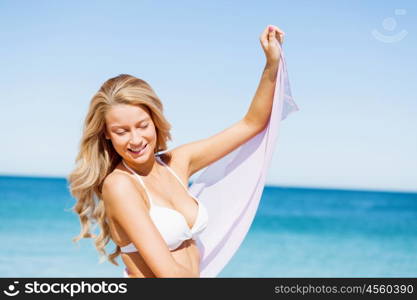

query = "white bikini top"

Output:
[[120, 155, 208, 252]]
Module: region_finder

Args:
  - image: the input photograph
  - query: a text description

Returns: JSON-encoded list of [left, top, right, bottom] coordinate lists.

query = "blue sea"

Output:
[[1, 175, 416, 277]]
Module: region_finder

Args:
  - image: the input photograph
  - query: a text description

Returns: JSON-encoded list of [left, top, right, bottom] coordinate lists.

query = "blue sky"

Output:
[[1, 0, 416, 192]]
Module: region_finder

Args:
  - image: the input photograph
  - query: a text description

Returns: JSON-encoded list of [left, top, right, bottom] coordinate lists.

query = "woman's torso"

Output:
[[105, 152, 201, 277]]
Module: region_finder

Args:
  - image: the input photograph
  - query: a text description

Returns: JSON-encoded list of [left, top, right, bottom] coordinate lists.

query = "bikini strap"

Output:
[[155, 155, 190, 193], [121, 160, 154, 207]]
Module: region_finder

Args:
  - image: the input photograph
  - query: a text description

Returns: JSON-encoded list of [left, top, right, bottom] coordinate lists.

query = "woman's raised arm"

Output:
[[169, 25, 286, 177], [245, 24, 285, 128]]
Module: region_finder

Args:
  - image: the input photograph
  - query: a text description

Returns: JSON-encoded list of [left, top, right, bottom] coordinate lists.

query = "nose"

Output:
[[129, 130, 145, 147]]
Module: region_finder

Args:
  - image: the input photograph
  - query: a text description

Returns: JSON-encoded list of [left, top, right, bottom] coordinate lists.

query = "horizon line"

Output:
[[0, 173, 416, 195]]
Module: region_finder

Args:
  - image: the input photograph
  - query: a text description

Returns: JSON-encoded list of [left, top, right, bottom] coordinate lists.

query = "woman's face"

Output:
[[104, 104, 157, 163]]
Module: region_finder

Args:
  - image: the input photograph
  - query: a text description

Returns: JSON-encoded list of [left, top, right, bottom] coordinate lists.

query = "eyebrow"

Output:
[[110, 117, 150, 129]]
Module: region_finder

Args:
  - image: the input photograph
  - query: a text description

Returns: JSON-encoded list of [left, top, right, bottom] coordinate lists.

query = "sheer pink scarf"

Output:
[[190, 47, 299, 277]]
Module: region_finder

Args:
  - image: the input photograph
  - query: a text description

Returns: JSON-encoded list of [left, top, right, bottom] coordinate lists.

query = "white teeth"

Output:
[[130, 144, 146, 152]]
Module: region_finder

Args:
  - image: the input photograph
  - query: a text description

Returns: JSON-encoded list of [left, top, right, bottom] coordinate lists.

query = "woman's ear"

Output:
[[104, 130, 110, 140]]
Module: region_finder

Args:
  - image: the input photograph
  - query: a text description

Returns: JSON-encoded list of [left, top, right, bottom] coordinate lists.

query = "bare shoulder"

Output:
[[103, 169, 136, 194], [102, 170, 147, 210], [103, 169, 132, 186], [158, 150, 189, 178]]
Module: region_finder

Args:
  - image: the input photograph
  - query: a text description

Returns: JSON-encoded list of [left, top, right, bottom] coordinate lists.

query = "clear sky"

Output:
[[1, 0, 416, 192]]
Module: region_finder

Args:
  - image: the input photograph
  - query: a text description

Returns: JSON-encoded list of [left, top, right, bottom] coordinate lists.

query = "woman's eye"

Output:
[[114, 124, 147, 135]]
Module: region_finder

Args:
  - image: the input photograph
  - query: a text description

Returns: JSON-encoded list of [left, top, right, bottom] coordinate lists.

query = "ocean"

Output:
[[1, 175, 416, 277]]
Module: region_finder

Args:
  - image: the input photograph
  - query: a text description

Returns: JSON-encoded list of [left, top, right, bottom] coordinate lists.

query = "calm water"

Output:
[[1, 175, 416, 277]]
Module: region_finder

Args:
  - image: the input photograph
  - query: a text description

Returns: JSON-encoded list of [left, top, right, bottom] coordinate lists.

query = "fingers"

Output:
[[271, 25, 285, 36], [271, 25, 285, 44], [268, 26, 276, 41], [260, 25, 285, 47], [269, 25, 285, 44]]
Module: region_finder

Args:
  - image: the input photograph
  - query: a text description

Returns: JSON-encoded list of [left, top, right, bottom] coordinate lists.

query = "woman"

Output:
[[69, 25, 285, 278]]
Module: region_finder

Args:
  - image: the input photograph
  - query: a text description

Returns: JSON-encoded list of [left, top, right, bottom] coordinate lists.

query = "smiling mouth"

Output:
[[128, 144, 148, 155]]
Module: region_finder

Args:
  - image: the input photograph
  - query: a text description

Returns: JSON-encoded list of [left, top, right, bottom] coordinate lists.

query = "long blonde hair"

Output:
[[68, 74, 172, 265]]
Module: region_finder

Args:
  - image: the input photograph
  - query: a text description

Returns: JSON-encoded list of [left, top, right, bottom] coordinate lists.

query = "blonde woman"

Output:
[[69, 25, 285, 278]]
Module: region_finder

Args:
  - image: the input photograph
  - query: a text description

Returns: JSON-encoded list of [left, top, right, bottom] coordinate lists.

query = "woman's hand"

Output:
[[260, 25, 285, 65]]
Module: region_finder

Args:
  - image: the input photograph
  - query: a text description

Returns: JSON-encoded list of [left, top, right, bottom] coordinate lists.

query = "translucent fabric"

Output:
[[189, 48, 299, 277]]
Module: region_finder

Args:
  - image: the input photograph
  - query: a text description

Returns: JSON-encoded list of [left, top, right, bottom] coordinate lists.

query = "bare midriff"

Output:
[[121, 239, 200, 278]]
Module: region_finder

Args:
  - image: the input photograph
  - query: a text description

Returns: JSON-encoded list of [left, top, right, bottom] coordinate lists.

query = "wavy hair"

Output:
[[67, 74, 172, 265]]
